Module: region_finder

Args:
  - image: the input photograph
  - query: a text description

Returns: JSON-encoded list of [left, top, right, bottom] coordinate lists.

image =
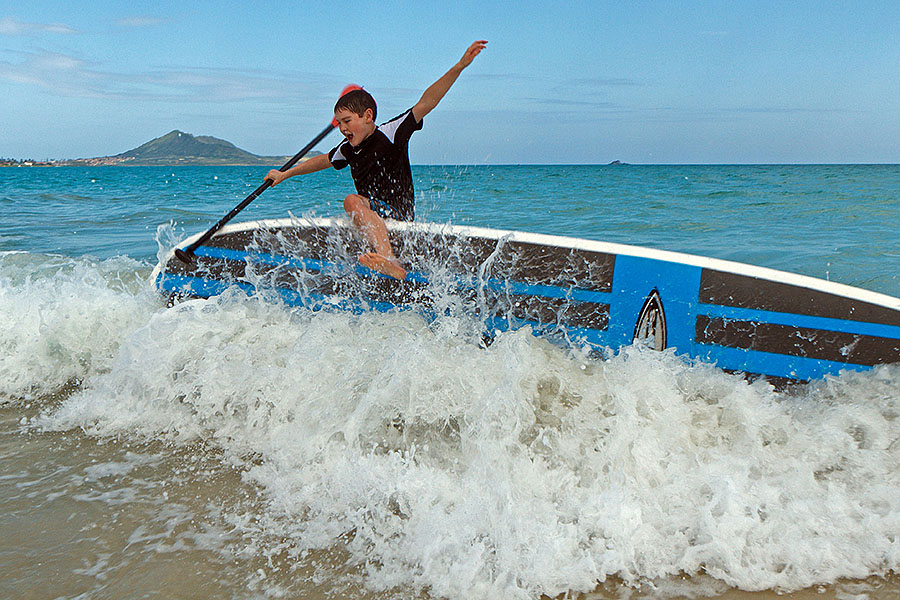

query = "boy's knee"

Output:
[[344, 194, 369, 213]]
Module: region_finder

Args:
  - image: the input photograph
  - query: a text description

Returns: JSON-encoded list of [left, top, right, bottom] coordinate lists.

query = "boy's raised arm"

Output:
[[412, 40, 487, 123]]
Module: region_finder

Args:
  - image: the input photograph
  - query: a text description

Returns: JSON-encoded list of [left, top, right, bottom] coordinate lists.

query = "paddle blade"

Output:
[[174, 248, 194, 263]]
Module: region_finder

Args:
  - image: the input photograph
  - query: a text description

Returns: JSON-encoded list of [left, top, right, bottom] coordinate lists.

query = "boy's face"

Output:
[[334, 107, 375, 146]]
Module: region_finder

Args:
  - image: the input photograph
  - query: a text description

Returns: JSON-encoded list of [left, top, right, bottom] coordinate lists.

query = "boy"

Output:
[[266, 40, 487, 280]]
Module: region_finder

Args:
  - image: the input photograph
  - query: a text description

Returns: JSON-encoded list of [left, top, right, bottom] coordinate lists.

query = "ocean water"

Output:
[[2, 164, 900, 600]]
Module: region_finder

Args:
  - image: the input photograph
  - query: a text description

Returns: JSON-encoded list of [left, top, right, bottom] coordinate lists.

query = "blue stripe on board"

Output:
[[192, 245, 327, 275], [490, 279, 610, 304], [160, 273, 235, 298], [194, 245, 430, 285], [607, 254, 704, 355], [158, 273, 401, 314], [694, 343, 872, 381], [699, 303, 900, 340]]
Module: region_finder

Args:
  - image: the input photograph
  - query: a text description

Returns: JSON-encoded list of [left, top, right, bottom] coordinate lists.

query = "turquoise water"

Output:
[[2, 165, 900, 600], [3, 164, 898, 294]]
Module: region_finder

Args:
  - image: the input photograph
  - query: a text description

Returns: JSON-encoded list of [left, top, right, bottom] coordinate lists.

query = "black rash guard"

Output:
[[328, 109, 423, 221]]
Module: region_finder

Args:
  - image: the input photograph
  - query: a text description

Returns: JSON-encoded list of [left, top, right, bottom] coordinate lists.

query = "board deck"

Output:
[[152, 217, 900, 384]]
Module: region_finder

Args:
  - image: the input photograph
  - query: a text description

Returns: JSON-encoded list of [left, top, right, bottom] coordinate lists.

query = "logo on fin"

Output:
[[634, 289, 667, 351]]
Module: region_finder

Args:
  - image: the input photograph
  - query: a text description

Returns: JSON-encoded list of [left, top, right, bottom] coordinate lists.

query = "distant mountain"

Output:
[[62, 130, 311, 166], [115, 130, 271, 165]]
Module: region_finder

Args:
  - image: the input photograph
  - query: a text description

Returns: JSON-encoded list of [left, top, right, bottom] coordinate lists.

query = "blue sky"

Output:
[[2, 1, 899, 164]]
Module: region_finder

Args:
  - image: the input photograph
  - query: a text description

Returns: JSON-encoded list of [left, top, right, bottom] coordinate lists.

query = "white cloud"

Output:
[[0, 48, 336, 107], [0, 17, 78, 36]]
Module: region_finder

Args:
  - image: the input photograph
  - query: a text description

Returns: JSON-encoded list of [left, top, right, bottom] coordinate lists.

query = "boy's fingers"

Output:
[[462, 40, 486, 64]]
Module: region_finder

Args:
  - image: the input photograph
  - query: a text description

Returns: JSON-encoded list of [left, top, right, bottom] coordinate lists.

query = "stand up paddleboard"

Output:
[[152, 217, 900, 385]]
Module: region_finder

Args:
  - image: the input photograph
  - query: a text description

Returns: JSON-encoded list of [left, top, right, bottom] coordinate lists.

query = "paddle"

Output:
[[174, 84, 361, 263]]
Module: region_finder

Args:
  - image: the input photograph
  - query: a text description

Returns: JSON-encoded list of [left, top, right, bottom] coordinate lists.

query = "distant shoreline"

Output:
[[0, 130, 316, 168], [0, 156, 307, 168]]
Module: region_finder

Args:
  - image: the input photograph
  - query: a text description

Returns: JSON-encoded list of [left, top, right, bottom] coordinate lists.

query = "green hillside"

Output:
[[109, 130, 294, 165], [56, 130, 318, 166]]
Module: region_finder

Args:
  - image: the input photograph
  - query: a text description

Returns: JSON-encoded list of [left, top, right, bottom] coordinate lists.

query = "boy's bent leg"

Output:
[[343, 194, 407, 280]]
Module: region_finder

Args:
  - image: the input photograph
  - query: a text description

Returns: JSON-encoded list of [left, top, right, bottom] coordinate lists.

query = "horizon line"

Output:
[[4, 162, 900, 168]]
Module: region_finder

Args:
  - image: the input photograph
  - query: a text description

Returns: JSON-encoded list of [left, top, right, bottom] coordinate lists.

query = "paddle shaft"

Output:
[[174, 121, 336, 262]]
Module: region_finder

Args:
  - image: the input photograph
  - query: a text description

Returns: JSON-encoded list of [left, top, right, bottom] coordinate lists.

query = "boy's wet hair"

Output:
[[334, 88, 377, 121]]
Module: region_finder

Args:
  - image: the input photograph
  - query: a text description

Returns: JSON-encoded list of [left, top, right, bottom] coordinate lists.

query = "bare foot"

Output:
[[359, 252, 407, 280]]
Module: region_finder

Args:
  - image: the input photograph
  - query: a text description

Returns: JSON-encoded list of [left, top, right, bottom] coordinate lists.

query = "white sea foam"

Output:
[[22, 257, 900, 599], [0, 252, 158, 400]]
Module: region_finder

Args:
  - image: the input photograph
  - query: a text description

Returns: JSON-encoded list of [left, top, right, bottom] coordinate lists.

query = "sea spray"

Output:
[[0, 252, 156, 400], [31, 276, 900, 598]]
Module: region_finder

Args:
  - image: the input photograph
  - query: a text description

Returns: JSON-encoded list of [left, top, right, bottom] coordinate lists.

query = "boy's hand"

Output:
[[412, 40, 488, 121], [266, 169, 286, 186], [458, 40, 487, 69]]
